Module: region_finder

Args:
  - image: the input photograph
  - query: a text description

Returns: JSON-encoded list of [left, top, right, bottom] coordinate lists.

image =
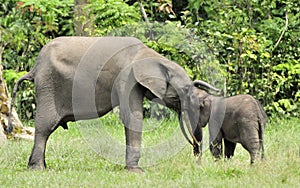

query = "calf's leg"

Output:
[[193, 125, 202, 157], [224, 139, 236, 159], [209, 131, 223, 160], [239, 122, 260, 164]]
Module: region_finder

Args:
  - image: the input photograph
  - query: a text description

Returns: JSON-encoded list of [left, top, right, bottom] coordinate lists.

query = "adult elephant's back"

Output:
[[33, 37, 147, 120]]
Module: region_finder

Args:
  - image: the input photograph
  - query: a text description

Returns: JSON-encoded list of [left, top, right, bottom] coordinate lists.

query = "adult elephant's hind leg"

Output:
[[120, 85, 145, 173], [28, 105, 60, 170]]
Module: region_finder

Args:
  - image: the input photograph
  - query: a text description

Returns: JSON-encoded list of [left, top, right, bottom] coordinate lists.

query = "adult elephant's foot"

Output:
[[28, 157, 46, 170], [125, 166, 145, 173], [27, 163, 46, 170]]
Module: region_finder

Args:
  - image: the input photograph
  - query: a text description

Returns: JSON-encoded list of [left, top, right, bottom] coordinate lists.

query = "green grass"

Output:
[[0, 114, 299, 188]]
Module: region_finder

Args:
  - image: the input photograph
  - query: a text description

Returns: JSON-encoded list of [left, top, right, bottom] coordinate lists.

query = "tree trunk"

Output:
[[0, 43, 33, 141], [74, 0, 92, 36], [138, 0, 149, 23], [0, 64, 7, 141]]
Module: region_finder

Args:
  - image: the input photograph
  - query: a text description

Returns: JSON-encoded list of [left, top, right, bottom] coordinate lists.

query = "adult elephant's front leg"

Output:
[[120, 85, 145, 173], [124, 117, 143, 173]]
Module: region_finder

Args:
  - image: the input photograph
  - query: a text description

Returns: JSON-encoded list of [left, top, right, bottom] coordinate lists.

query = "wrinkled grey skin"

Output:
[[8, 37, 218, 173], [192, 81, 267, 164]]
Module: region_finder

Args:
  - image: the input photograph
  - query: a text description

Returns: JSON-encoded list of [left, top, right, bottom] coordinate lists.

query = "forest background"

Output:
[[0, 0, 299, 124]]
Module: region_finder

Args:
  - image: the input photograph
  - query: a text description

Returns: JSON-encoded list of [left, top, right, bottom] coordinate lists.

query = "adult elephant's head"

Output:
[[130, 54, 220, 148]]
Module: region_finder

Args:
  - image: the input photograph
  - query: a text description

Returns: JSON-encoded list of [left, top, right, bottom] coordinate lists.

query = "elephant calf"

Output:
[[192, 80, 267, 164]]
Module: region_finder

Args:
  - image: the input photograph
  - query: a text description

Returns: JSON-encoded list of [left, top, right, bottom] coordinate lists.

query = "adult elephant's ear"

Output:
[[209, 97, 226, 145], [132, 58, 168, 100]]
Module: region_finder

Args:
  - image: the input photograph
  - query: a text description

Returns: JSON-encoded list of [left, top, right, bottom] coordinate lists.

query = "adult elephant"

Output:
[[8, 37, 218, 173]]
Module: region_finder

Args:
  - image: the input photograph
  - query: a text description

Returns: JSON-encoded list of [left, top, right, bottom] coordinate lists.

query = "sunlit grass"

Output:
[[0, 115, 299, 187]]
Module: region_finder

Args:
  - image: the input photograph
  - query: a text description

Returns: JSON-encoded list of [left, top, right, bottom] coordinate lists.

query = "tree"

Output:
[[0, 32, 32, 140], [0, 42, 11, 140], [74, 0, 91, 36], [0, 0, 74, 139]]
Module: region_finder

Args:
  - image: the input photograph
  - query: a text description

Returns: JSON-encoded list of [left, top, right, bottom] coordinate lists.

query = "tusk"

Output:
[[178, 112, 193, 145], [183, 111, 200, 146]]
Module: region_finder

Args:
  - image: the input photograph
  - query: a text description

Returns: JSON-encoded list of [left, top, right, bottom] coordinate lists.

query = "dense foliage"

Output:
[[1, 0, 74, 120], [190, 0, 300, 117], [1, 0, 299, 121]]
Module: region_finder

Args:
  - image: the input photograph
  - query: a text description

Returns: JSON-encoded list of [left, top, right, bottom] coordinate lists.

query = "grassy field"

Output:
[[0, 114, 299, 188]]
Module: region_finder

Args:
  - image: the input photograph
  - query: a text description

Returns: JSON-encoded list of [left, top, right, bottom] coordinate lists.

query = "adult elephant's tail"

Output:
[[6, 71, 34, 134]]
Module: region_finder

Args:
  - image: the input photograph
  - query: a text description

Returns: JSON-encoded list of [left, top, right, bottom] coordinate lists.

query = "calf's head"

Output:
[[197, 89, 212, 127], [182, 81, 220, 144]]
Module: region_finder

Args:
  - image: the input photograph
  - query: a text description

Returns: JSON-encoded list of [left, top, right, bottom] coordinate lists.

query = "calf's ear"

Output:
[[199, 99, 205, 108], [199, 96, 210, 108], [204, 98, 212, 108]]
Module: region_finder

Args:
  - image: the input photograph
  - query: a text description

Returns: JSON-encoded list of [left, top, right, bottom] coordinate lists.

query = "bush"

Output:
[[191, 0, 300, 117], [1, 0, 74, 121], [1, 0, 299, 120]]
